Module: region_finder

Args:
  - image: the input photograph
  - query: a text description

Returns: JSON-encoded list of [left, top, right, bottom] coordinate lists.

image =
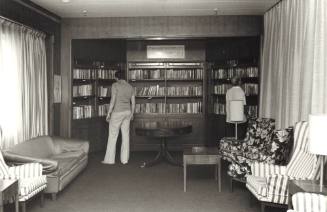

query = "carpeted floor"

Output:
[[6, 152, 286, 212]]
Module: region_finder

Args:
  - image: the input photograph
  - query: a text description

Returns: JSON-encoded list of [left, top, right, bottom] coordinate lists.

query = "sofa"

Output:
[[3, 136, 89, 200]]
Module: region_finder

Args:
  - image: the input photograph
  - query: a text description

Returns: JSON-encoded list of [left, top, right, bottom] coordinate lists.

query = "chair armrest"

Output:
[[3, 151, 58, 174], [291, 192, 327, 212], [250, 162, 287, 177], [52, 137, 89, 154], [8, 163, 43, 178]]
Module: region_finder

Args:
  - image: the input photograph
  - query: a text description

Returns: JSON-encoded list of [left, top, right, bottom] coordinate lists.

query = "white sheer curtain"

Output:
[[260, 0, 327, 128], [0, 18, 48, 149]]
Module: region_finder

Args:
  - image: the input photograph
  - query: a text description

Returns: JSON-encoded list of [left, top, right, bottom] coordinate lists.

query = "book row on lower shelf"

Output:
[[129, 69, 203, 80], [213, 103, 258, 118], [213, 83, 258, 96], [73, 84, 93, 97], [73, 102, 203, 119], [73, 68, 118, 80], [135, 85, 203, 96], [212, 67, 258, 79], [135, 102, 202, 114]]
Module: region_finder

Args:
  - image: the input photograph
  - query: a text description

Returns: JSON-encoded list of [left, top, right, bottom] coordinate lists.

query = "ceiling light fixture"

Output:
[[82, 10, 88, 16], [62, 0, 70, 3]]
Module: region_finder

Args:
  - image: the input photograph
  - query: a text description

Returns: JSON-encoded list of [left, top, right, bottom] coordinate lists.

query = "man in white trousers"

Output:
[[102, 71, 135, 164]]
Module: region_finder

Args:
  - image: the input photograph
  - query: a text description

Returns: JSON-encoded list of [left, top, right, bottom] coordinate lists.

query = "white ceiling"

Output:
[[30, 0, 280, 18]]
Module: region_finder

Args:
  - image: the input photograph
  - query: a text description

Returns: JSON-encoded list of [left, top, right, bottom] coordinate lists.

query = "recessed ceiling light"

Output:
[[62, 0, 70, 3], [82, 10, 88, 16]]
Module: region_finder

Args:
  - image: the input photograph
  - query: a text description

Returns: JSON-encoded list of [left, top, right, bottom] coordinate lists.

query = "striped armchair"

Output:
[[288, 192, 327, 212], [0, 151, 47, 212], [246, 121, 321, 212]]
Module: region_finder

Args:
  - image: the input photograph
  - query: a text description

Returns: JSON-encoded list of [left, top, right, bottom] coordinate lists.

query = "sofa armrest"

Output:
[[3, 151, 58, 174], [51, 137, 89, 154]]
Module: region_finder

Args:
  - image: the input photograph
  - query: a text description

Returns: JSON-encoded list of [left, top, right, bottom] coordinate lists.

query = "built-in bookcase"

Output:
[[128, 62, 205, 115], [210, 61, 259, 118], [206, 37, 260, 143], [70, 39, 127, 152], [72, 59, 124, 120]]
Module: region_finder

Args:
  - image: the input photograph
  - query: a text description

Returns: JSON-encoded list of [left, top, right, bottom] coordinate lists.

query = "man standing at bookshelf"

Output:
[[102, 71, 135, 165]]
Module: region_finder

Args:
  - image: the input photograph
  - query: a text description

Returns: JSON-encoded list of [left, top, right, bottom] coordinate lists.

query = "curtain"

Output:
[[260, 0, 327, 128], [0, 18, 48, 149]]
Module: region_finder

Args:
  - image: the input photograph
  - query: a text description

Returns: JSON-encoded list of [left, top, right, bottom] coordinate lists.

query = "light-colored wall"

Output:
[[60, 15, 262, 136]]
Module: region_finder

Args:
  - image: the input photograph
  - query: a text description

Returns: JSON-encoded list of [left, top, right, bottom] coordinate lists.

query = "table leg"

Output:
[[15, 193, 19, 212], [288, 191, 292, 209], [184, 161, 187, 192], [141, 137, 181, 167], [218, 161, 221, 192]]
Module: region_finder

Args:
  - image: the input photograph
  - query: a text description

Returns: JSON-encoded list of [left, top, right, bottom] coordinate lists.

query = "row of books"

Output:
[[98, 104, 109, 116], [73, 68, 118, 79], [135, 103, 166, 114], [135, 85, 165, 96], [213, 103, 258, 117], [98, 86, 111, 97], [166, 69, 203, 80], [135, 102, 202, 114], [129, 69, 165, 80], [73, 84, 93, 97], [213, 83, 258, 95], [129, 69, 204, 80], [73, 105, 95, 119], [167, 102, 202, 114], [212, 67, 258, 79], [98, 69, 117, 79], [166, 86, 202, 96]]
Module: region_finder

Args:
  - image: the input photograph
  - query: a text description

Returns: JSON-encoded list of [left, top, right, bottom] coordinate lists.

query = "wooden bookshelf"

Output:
[[206, 37, 261, 144], [128, 62, 205, 116], [70, 39, 127, 152]]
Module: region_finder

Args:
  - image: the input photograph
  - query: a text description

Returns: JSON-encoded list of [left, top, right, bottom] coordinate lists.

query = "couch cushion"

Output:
[[49, 150, 85, 176], [8, 136, 55, 158]]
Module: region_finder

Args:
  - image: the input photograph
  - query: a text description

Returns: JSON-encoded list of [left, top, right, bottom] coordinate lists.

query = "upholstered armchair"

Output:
[[246, 121, 321, 212], [219, 118, 293, 179], [287, 192, 327, 212], [0, 151, 47, 212]]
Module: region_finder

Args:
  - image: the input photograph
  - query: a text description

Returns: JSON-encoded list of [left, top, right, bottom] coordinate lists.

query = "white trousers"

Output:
[[103, 111, 131, 164]]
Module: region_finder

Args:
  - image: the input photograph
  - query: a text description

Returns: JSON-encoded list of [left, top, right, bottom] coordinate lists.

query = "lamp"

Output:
[[229, 100, 245, 139], [309, 114, 327, 191]]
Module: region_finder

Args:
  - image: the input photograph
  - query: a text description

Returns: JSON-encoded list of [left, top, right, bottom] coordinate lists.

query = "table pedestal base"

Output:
[[141, 138, 181, 168]]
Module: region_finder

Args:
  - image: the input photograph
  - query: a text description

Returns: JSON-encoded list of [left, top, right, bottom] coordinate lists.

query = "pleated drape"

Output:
[[0, 18, 48, 149], [260, 0, 327, 128]]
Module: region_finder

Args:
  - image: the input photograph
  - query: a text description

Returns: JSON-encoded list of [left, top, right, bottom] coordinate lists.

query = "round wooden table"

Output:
[[135, 120, 192, 168]]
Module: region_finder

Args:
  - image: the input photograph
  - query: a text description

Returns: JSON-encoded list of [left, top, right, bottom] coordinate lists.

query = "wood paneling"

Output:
[[60, 15, 262, 137]]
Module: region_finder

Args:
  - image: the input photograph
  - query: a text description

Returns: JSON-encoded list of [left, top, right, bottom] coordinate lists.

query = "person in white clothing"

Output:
[[102, 71, 135, 165], [226, 76, 247, 123]]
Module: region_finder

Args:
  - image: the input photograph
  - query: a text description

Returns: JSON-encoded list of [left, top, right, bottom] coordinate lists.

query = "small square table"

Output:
[[183, 147, 221, 192], [288, 180, 327, 209], [0, 179, 19, 212]]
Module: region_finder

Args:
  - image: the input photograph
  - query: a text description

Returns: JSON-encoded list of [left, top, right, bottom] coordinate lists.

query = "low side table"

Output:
[[0, 179, 19, 212], [288, 180, 327, 209], [183, 147, 221, 192]]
